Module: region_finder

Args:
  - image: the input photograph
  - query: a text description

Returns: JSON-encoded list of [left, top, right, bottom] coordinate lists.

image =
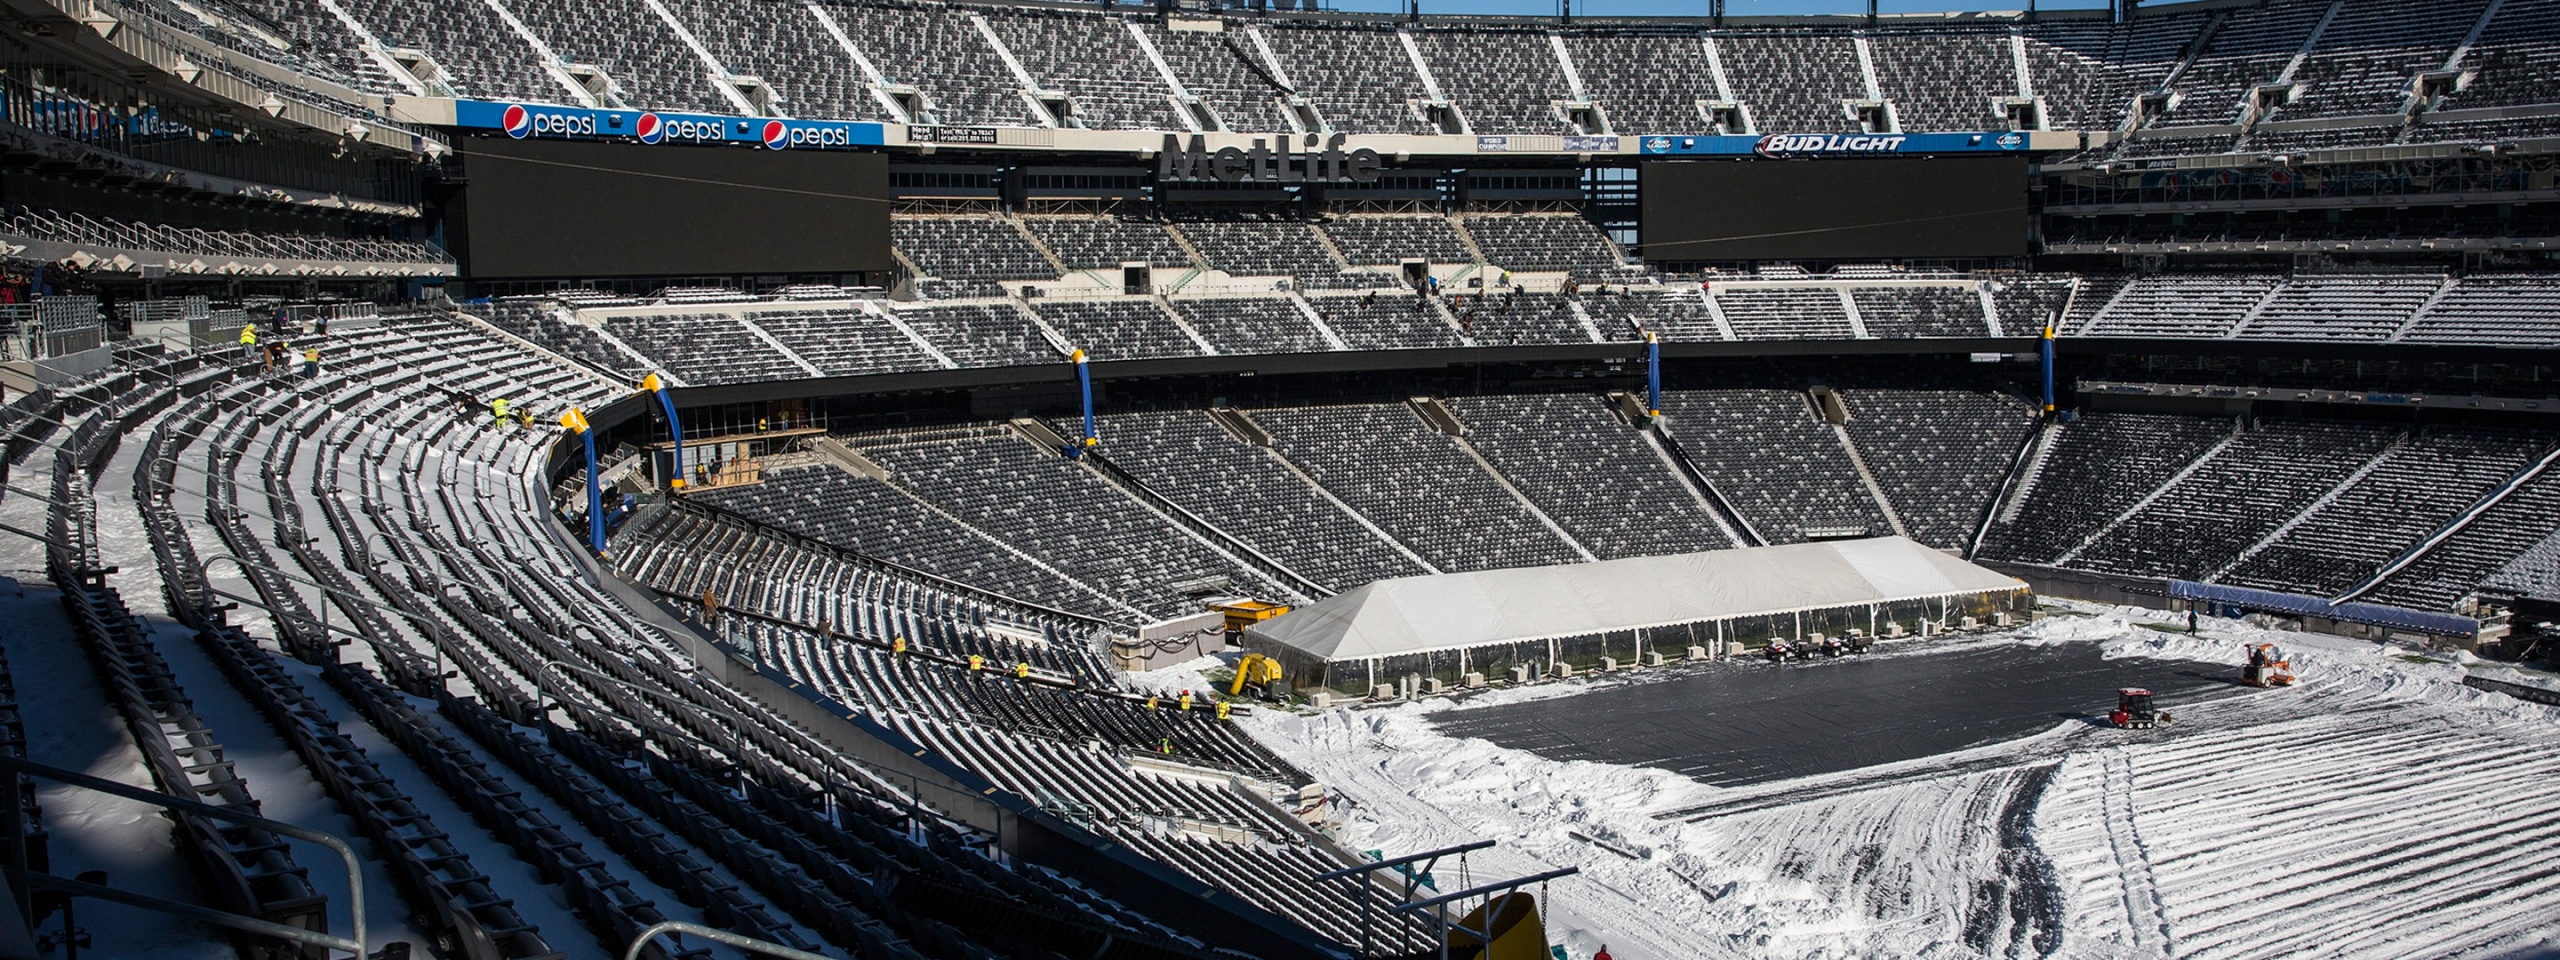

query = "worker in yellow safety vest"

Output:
[[891, 636, 906, 657], [1215, 701, 1231, 721], [491, 396, 510, 429], [1145, 695, 1158, 711], [1178, 691, 1194, 711], [968, 654, 985, 673], [238, 324, 257, 348], [1013, 662, 1030, 680]]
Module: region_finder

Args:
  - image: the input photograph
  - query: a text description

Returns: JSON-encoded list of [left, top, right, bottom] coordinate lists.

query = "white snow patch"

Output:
[[1241, 607, 2560, 959]]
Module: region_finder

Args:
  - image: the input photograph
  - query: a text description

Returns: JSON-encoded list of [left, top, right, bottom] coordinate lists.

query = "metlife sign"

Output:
[[453, 100, 884, 150], [1638, 131, 2030, 156]]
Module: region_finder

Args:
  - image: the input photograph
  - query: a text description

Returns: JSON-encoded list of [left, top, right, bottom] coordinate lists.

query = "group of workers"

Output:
[[952, 640, 1237, 727], [235, 323, 320, 380], [244, 324, 542, 433]]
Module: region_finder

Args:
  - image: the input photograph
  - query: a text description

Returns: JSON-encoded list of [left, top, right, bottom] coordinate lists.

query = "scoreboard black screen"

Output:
[[447, 137, 892, 279], [1639, 157, 2030, 261]]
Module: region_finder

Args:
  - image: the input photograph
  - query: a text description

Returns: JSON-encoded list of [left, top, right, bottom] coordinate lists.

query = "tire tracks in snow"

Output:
[[2097, 746, 2175, 959]]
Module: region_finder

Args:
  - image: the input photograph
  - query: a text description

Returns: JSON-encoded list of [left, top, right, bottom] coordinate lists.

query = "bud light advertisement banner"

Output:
[[453, 100, 884, 150], [1638, 131, 2030, 156]]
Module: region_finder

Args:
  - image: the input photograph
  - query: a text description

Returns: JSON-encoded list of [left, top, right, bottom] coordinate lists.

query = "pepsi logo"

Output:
[[761, 120, 789, 150], [501, 104, 531, 139], [635, 112, 664, 144]]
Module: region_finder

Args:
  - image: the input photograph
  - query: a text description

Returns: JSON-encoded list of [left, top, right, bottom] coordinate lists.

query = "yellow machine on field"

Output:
[[1229, 653, 1288, 700]]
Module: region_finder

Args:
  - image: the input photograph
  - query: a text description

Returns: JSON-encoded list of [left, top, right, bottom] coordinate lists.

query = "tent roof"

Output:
[[1245, 536, 2027, 662]]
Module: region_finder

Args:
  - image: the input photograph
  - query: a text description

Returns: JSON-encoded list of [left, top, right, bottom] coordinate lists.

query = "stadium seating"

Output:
[[1867, 30, 2016, 132], [2399, 275, 2560, 346], [1658, 388, 1888, 543], [1032, 299, 1209, 360], [502, 0, 734, 113], [1714, 286, 1858, 340], [1563, 32, 1721, 133], [1983, 411, 2237, 564], [30, 2, 2560, 953], [1176, 220, 1347, 280], [0, 205, 450, 267], [685, 464, 1135, 621], [1251, 402, 1587, 571], [2068, 419, 2404, 580], [891, 302, 1064, 367], [602, 313, 811, 385], [2236, 274, 2445, 342], [1093, 409, 1429, 589], [1169, 296, 1335, 355], [1711, 33, 1867, 134], [1299, 292, 1465, 350], [1462, 214, 1624, 277], [822, 0, 1032, 126], [985, 8, 1184, 130], [2366, 470, 2560, 611], [1449, 393, 1737, 559], [1580, 288, 1718, 342], [2434, 0, 2560, 111], [1452, 290, 1598, 345], [858, 430, 1283, 618], [666, 0, 886, 121], [1850, 286, 1994, 339], [2223, 427, 2551, 597], [1841, 387, 2038, 551], [1319, 216, 1478, 266], [1986, 276, 2076, 335], [2146, 1, 2328, 129], [334, 0, 563, 101], [1409, 27, 1574, 135], [2263, 0, 2478, 120], [2077, 274, 2281, 338], [891, 216, 1060, 288], [1256, 22, 1438, 135], [1023, 217, 1197, 271], [1139, 22, 1294, 134], [747, 308, 946, 377]]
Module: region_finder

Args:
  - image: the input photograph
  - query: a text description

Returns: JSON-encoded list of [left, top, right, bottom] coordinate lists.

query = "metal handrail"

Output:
[[622, 920, 835, 960], [0, 754, 367, 956]]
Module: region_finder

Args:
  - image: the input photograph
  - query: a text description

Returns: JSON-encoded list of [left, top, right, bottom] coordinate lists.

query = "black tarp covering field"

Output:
[[1432, 640, 2244, 786]]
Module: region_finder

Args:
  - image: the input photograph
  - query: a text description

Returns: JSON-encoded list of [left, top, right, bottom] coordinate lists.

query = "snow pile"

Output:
[[1240, 607, 2560, 960]]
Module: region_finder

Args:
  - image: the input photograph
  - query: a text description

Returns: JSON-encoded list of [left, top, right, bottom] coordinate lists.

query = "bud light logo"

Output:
[[634, 112, 664, 144], [1753, 133, 1909, 157], [1995, 131, 2024, 150], [761, 120, 789, 150], [501, 104, 532, 139]]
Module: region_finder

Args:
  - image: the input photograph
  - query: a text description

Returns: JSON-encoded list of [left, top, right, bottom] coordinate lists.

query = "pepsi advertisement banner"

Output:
[[453, 99, 884, 151], [1638, 131, 2031, 157]]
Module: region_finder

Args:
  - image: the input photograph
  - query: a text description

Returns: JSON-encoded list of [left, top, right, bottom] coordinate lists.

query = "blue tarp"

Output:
[[2167, 580, 2477, 637]]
